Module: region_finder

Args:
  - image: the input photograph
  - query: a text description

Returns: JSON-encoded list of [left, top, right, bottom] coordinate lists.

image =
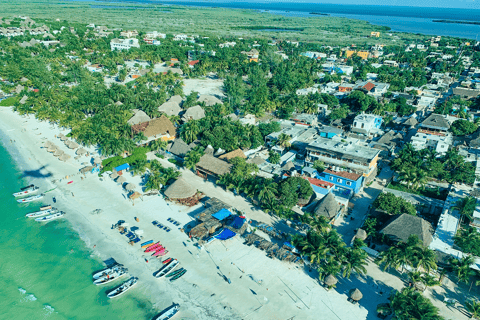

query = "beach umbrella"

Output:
[[58, 133, 67, 141], [355, 229, 368, 241], [54, 149, 64, 157], [80, 166, 94, 174], [110, 172, 119, 179], [69, 141, 79, 149], [47, 145, 57, 153], [44, 141, 52, 148], [117, 176, 127, 184], [324, 274, 338, 287], [59, 154, 71, 162], [93, 157, 102, 165], [65, 140, 74, 149], [125, 183, 136, 191], [76, 148, 87, 156], [349, 288, 363, 301]]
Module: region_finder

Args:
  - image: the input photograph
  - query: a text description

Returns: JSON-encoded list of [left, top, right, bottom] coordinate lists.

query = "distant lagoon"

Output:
[[78, 0, 480, 40]]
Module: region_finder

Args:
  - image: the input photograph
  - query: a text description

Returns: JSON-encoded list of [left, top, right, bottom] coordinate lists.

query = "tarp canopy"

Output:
[[214, 228, 236, 241], [114, 163, 130, 172], [229, 216, 245, 229], [212, 208, 233, 221]]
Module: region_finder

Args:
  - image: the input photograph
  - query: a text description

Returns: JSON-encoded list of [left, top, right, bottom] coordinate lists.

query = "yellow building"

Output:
[[346, 50, 369, 60], [370, 32, 380, 38]]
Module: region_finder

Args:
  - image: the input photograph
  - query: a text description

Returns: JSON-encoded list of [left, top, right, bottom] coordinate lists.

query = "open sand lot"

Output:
[[183, 78, 225, 97]]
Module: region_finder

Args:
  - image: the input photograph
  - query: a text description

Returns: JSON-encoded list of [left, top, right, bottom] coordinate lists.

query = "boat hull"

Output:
[[155, 260, 178, 278], [107, 278, 138, 298]]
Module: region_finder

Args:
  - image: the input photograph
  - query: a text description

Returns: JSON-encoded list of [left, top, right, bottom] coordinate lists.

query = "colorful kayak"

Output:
[[143, 242, 156, 249], [162, 258, 173, 264], [152, 249, 166, 257], [107, 277, 138, 299], [17, 193, 44, 203], [35, 211, 65, 222], [26, 208, 57, 218], [170, 270, 187, 282], [155, 260, 178, 278], [153, 303, 180, 320], [166, 268, 183, 278], [13, 185, 39, 197], [145, 243, 163, 253], [141, 240, 153, 247], [154, 250, 168, 258]]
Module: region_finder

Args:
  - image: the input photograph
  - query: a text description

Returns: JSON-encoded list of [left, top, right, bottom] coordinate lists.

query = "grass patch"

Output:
[[387, 181, 448, 201], [0, 96, 18, 106], [101, 147, 149, 173]]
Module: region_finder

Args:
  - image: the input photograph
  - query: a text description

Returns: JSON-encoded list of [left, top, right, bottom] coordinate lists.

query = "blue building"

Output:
[[318, 169, 364, 196], [318, 125, 343, 139]]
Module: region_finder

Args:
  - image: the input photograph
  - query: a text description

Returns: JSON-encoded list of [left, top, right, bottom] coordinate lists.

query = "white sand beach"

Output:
[[0, 106, 390, 319]]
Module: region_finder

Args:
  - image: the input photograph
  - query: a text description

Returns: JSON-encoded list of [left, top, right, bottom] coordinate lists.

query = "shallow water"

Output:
[[0, 140, 151, 319]]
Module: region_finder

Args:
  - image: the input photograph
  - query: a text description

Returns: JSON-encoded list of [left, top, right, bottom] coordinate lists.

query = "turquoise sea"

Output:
[[0, 140, 151, 319]]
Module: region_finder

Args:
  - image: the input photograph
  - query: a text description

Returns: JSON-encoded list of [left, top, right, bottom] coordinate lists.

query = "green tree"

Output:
[[268, 150, 280, 164], [183, 147, 204, 170], [466, 299, 480, 319], [373, 192, 417, 215], [453, 196, 477, 225], [313, 160, 325, 172], [450, 119, 478, 136], [450, 255, 475, 284]]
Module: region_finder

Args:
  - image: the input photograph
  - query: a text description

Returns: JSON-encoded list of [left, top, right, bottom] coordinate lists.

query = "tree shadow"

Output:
[[20, 165, 52, 179]]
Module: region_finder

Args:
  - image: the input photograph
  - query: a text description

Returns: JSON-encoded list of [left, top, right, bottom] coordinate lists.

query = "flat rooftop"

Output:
[[307, 137, 380, 161]]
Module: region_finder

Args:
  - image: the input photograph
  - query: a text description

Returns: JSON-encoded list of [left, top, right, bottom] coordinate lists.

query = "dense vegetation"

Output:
[[373, 192, 417, 215]]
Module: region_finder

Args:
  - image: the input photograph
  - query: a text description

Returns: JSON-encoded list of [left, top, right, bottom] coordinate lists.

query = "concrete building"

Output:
[[410, 114, 452, 155], [110, 38, 140, 51], [351, 113, 383, 136]]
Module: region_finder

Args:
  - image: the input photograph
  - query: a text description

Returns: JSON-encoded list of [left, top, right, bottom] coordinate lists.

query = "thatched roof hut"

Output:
[[93, 157, 102, 165], [47, 145, 57, 153], [164, 178, 196, 200], [324, 274, 338, 287], [58, 133, 67, 141], [219, 148, 246, 161], [281, 161, 295, 171], [380, 213, 433, 247], [313, 193, 340, 220], [355, 229, 368, 241], [168, 138, 192, 158], [44, 141, 53, 148], [69, 141, 79, 149], [182, 105, 205, 122], [196, 154, 232, 178], [349, 288, 363, 301]]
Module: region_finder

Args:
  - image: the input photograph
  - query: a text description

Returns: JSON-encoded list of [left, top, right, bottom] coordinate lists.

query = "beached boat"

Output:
[[153, 250, 168, 258], [162, 258, 173, 264], [166, 268, 183, 278], [155, 260, 178, 278], [13, 185, 39, 197], [17, 193, 44, 203], [92, 264, 124, 280], [145, 243, 163, 253], [107, 277, 138, 299], [35, 211, 65, 222], [94, 267, 128, 285], [153, 304, 180, 320], [170, 269, 186, 282], [141, 240, 154, 248], [26, 208, 57, 218]]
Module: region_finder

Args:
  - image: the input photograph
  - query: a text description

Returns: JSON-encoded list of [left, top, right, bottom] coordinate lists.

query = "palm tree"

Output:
[[149, 139, 167, 152], [450, 255, 475, 284], [180, 120, 200, 144], [466, 299, 480, 319], [276, 133, 291, 148], [183, 148, 203, 170], [389, 287, 442, 320], [376, 247, 401, 271], [342, 247, 368, 278], [453, 196, 477, 225], [411, 246, 437, 273], [255, 178, 278, 205]]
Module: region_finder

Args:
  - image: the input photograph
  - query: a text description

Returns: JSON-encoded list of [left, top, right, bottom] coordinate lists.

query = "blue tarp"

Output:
[[212, 208, 233, 221], [215, 228, 236, 241], [114, 163, 130, 172], [229, 216, 245, 229]]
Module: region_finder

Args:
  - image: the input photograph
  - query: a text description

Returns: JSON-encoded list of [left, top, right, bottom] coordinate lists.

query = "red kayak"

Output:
[[150, 246, 165, 255], [153, 250, 168, 257], [145, 243, 162, 252], [162, 258, 173, 264]]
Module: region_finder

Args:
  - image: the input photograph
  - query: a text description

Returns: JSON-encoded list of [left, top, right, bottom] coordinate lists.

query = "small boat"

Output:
[[141, 240, 154, 247], [94, 267, 128, 285], [92, 264, 124, 280], [155, 260, 178, 278], [145, 243, 163, 253], [26, 208, 57, 218], [162, 258, 173, 264], [40, 205, 52, 211], [143, 242, 156, 249], [166, 268, 183, 278], [35, 211, 65, 222], [153, 303, 180, 320], [170, 269, 186, 282], [153, 250, 168, 258], [13, 185, 39, 197], [17, 193, 44, 203], [151, 248, 165, 256], [107, 277, 138, 299]]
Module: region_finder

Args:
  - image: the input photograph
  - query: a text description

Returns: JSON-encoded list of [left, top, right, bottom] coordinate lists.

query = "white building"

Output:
[[410, 131, 452, 155], [219, 41, 236, 48], [351, 113, 383, 136], [173, 34, 188, 41], [110, 38, 140, 51], [120, 30, 138, 38], [145, 31, 166, 39], [383, 60, 399, 67]]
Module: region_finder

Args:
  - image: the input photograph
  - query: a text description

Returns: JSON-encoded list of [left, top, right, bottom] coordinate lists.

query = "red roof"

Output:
[[304, 177, 334, 189], [33, 89, 39, 92], [188, 60, 200, 66], [324, 169, 361, 181], [362, 82, 375, 92]]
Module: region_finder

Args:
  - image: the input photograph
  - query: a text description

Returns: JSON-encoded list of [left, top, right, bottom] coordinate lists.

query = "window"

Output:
[[337, 178, 343, 183], [346, 181, 352, 186], [329, 177, 333, 181]]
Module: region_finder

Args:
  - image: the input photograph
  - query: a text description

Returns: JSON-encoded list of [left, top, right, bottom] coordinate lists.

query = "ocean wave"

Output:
[[26, 294, 37, 301], [18, 287, 26, 294]]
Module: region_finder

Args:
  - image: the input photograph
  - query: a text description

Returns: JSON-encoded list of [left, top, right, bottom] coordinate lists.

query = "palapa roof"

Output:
[[421, 113, 450, 130], [197, 155, 232, 176], [59, 154, 71, 162], [376, 130, 403, 147], [349, 288, 363, 301], [355, 229, 368, 241], [182, 105, 205, 122], [127, 109, 151, 126], [281, 161, 295, 171], [169, 138, 192, 157], [164, 178, 196, 199], [131, 115, 176, 138], [219, 148, 246, 161], [197, 94, 223, 106], [204, 145, 214, 156], [324, 274, 338, 286], [403, 116, 418, 127], [80, 166, 94, 173], [117, 176, 127, 183], [158, 100, 182, 116], [125, 183, 136, 191], [54, 149, 64, 157], [313, 193, 340, 220], [247, 156, 266, 166], [76, 148, 87, 155], [380, 213, 433, 247], [110, 172, 119, 179]]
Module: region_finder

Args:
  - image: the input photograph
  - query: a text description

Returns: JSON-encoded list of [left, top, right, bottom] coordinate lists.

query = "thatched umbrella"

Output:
[[349, 288, 363, 301], [47, 145, 57, 153], [44, 141, 53, 148], [58, 133, 67, 141], [80, 166, 94, 173], [110, 172, 119, 179], [125, 183, 136, 191], [93, 157, 102, 165], [76, 148, 87, 156], [69, 141, 79, 149], [324, 274, 338, 287], [355, 229, 368, 241], [117, 176, 126, 184], [164, 177, 196, 199], [65, 140, 74, 149], [54, 149, 64, 157], [59, 154, 71, 162]]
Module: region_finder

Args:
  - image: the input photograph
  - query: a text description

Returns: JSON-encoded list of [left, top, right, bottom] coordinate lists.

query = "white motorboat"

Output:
[[153, 304, 180, 320], [92, 264, 124, 280], [107, 277, 138, 299], [26, 208, 57, 218], [17, 193, 44, 203], [155, 260, 178, 279], [13, 185, 39, 197], [94, 267, 128, 285], [35, 211, 65, 222]]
